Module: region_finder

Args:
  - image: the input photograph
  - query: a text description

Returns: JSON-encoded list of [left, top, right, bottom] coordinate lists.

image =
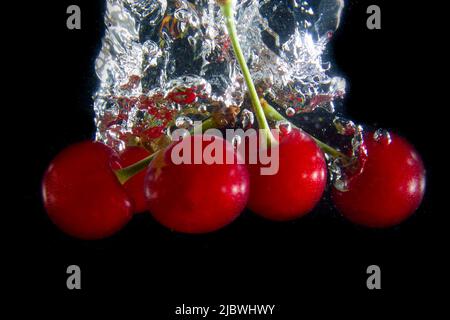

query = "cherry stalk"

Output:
[[259, 98, 350, 162], [218, 0, 276, 146], [114, 116, 219, 184], [217, 0, 346, 162]]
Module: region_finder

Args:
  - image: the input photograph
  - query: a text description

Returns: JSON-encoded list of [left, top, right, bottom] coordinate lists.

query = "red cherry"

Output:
[[246, 128, 327, 221], [144, 134, 249, 233], [42, 141, 133, 239], [332, 131, 426, 228], [119, 146, 151, 213]]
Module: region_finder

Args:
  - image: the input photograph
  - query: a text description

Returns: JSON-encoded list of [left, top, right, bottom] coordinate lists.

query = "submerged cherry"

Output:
[[42, 141, 133, 239], [332, 131, 426, 228], [144, 134, 249, 233], [120, 146, 151, 213], [246, 128, 327, 221]]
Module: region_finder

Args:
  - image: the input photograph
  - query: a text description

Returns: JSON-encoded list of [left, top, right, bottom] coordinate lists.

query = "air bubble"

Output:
[[94, 0, 347, 151], [175, 116, 193, 129], [240, 109, 255, 129], [333, 117, 356, 136], [330, 158, 349, 192], [321, 62, 331, 71], [373, 129, 392, 144], [285, 107, 296, 117], [276, 120, 292, 134]]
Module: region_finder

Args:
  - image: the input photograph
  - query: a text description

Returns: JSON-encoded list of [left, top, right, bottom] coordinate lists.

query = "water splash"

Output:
[[94, 0, 347, 151]]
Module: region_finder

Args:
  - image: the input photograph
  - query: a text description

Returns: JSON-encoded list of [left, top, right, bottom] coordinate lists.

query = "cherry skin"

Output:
[[119, 146, 151, 213], [246, 128, 327, 221], [144, 134, 249, 234], [42, 141, 133, 240], [332, 131, 426, 228]]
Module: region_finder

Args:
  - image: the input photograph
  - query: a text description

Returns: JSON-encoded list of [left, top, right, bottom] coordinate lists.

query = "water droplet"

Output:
[[240, 109, 254, 129], [321, 62, 331, 71], [276, 120, 292, 134], [285, 107, 296, 117], [373, 129, 392, 144], [333, 117, 356, 135], [330, 159, 349, 192], [351, 126, 365, 150]]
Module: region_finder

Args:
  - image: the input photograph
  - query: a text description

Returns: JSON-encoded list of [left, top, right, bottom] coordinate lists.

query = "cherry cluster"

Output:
[[42, 126, 425, 239], [41, 0, 426, 240]]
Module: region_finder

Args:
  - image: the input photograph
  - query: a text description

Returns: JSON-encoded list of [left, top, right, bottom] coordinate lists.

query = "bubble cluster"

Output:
[[94, 0, 347, 151]]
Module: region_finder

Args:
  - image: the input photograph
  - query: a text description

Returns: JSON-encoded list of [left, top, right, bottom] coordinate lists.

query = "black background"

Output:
[[9, 0, 446, 316]]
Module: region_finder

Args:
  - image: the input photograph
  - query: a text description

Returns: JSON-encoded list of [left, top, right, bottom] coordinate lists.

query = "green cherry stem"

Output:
[[260, 98, 350, 162], [115, 152, 156, 185], [218, 0, 277, 146], [114, 116, 219, 184]]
